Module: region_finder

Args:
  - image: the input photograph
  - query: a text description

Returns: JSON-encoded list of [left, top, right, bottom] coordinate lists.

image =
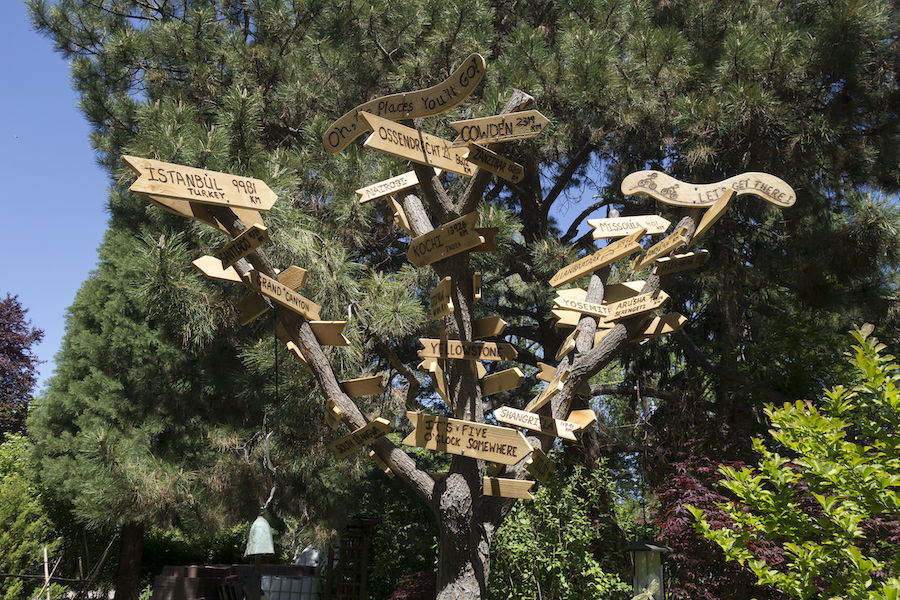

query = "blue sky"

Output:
[[3, 1, 109, 391]]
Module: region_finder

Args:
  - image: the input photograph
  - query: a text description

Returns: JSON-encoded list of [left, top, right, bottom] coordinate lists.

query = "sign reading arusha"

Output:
[[622, 170, 796, 208], [588, 215, 671, 239], [361, 112, 474, 177], [247, 271, 322, 321], [550, 228, 646, 287], [655, 250, 710, 276], [450, 110, 550, 145], [403, 412, 533, 465], [215, 224, 268, 268], [408, 212, 484, 267], [418, 339, 518, 361], [328, 418, 392, 459], [493, 405, 578, 441], [603, 290, 670, 322], [323, 53, 486, 154], [466, 143, 524, 183], [123, 155, 278, 211]]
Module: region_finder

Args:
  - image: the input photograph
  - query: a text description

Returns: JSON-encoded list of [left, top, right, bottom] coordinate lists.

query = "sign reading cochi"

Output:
[[407, 212, 484, 267]]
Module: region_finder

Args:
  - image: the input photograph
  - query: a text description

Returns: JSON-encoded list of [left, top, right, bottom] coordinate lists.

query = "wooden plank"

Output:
[[553, 295, 609, 319], [387, 195, 413, 234], [632, 313, 688, 341], [588, 215, 671, 239], [278, 266, 309, 290], [369, 450, 394, 478], [328, 418, 392, 459], [236, 268, 307, 326], [632, 226, 689, 271], [418, 339, 518, 361], [524, 368, 570, 413], [403, 412, 533, 465], [123, 155, 277, 211], [603, 280, 646, 303], [340, 374, 386, 397], [285, 341, 312, 374], [536, 362, 557, 383], [325, 398, 343, 430], [474, 316, 507, 339], [450, 110, 549, 145], [356, 171, 420, 203], [655, 250, 710, 275], [245, 271, 321, 321], [621, 170, 796, 208], [480, 367, 524, 396], [483, 477, 534, 500], [526, 448, 555, 484], [430, 276, 454, 319], [473, 272, 482, 302], [603, 290, 670, 322], [323, 53, 486, 154], [550, 228, 646, 287], [215, 224, 268, 268], [566, 409, 597, 432], [407, 212, 483, 267], [493, 405, 578, 441], [690, 188, 735, 246], [466, 143, 524, 183], [555, 327, 580, 361], [192, 255, 243, 283], [310, 321, 349, 346], [149, 195, 265, 233], [361, 112, 474, 177]]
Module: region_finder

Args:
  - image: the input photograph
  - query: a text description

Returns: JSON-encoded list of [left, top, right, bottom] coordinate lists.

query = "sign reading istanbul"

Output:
[[403, 412, 533, 465], [407, 212, 484, 267], [323, 53, 486, 154], [450, 110, 550, 145], [418, 339, 518, 361], [588, 215, 671, 239], [123, 155, 278, 211], [621, 170, 796, 208], [361, 112, 474, 177]]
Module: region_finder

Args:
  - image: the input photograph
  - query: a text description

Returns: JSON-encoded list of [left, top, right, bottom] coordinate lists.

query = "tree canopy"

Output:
[[0, 294, 43, 441]]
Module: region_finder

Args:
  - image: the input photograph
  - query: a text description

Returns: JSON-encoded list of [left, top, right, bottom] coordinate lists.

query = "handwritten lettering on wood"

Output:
[[123, 155, 277, 211], [403, 412, 533, 465], [247, 271, 321, 321], [622, 170, 796, 208], [654, 250, 711, 276], [466, 143, 524, 183], [603, 290, 670, 322], [588, 215, 671, 239], [493, 405, 578, 441], [550, 228, 646, 287], [328, 418, 392, 459], [323, 53, 485, 153], [408, 212, 484, 267], [450, 110, 549, 145], [361, 112, 474, 177], [418, 339, 518, 361], [215, 224, 268, 268], [357, 171, 418, 203], [430, 276, 454, 319], [526, 448, 555, 484], [632, 226, 689, 271], [553, 295, 609, 319]]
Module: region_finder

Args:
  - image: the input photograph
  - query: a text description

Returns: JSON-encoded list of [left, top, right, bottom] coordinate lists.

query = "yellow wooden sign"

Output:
[[148, 195, 265, 234], [630, 313, 687, 341], [325, 399, 343, 430], [603, 290, 670, 322], [123, 155, 278, 211], [309, 321, 349, 346], [632, 226, 689, 271], [237, 266, 309, 325], [549, 228, 646, 287], [356, 171, 420, 203], [526, 448, 555, 484], [480, 367, 524, 396], [192, 255, 242, 283], [418, 339, 518, 361], [450, 110, 550, 146], [430, 276, 454, 319], [215, 224, 268, 268], [361, 112, 474, 177], [655, 250, 710, 276], [493, 405, 578, 441], [323, 53, 486, 153], [524, 368, 570, 413], [588, 215, 671, 239], [285, 341, 312, 374], [622, 170, 796, 207], [386, 195, 413, 234], [440, 316, 508, 340], [340, 374, 387, 397], [553, 295, 609, 319], [690, 188, 735, 246], [408, 212, 484, 267], [246, 271, 321, 321], [483, 477, 535, 500], [403, 412, 533, 465], [555, 327, 580, 361], [369, 450, 394, 478], [466, 143, 524, 183], [604, 280, 646, 303], [328, 418, 392, 459], [565, 409, 597, 432]]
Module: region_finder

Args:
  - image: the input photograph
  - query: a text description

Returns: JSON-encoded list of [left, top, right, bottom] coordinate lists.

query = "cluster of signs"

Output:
[[123, 51, 796, 500]]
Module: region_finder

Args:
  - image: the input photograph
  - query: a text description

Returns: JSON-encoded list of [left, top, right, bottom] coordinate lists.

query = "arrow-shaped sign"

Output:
[[408, 212, 484, 267], [215, 224, 268, 268], [123, 155, 278, 211], [480, 367, 524, 396], [418, 339, 518, 361], [550, 228, 646, 287], [588, 215, 671, 239], [621, 170, 796, 208], [361, 112, 474, 177], [356, 168, 438, 203], [466, 143, 524, 183], [148, 195, 264, 234], [526, 448, 555, 484], [245, 271, 321, 321], [654, 250, 710, 276], [403, 412, 532, 465], [690, 188, 735, 246], [328, 418, 392, 459], [323, 53, 486, 154], [603, 290, 670, 322], [493, 405, 578, 441], [430, 276, 454, 319], [450, 110, 550, 145], [340, 374, 387, 397], [632, 226, 689, 271]]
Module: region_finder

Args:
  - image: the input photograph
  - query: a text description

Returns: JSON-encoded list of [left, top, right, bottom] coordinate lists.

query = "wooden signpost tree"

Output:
[[123, 54, 795, 600]]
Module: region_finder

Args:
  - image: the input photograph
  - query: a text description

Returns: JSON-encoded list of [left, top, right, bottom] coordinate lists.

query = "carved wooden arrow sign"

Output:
[[588, 215, 671, 239], [323, 53, 486, 153], [245, 271, 321, 321], [632, 226, 689, 271], [361, 112, 474, 177], [526, 448, 555, 484], [655, 250, 710, 276], [483, 477, 535, 499], [603, 290, 670, 322], [356, 170, 421, 203], [328, 418, 392, 459], [690, 188, 735, 246], [148, 195, 264, 234], [215, 224, 268, 268], [622, 170, 796, 207], [553, 295, 609, 319], [430, 276, 454, 319], [466, 143, 524, 183], [480, 367, 524, 396], [403, 412, 532, 465], [493, 405, 578, 441], [340, 374, 387, 397], [236, 267, 308, 325], [192, 255, 242, 283], [418, 339, 518, 361], [450, 110, 550, 145], [550, 228, 646, 287], [408, 212, 484, 267], [123, 155, 278, 211]]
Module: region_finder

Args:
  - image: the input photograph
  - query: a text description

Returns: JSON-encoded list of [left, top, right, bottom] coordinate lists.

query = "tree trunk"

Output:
[[114, 522, 145, 600]]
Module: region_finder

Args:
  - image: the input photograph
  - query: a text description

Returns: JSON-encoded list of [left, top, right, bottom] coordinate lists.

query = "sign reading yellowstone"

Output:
[[418, 339, 518, 361], [403, 412, 532, 465]]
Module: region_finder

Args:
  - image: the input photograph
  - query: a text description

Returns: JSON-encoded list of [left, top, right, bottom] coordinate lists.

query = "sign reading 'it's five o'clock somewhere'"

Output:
[[403, 412, 533, 465]]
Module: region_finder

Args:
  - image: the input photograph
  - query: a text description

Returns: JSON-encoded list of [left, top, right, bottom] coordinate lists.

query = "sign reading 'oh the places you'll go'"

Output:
[[403, 412, 533, 465], [323, 53, 486, 153], [123, 155, 278, 211]]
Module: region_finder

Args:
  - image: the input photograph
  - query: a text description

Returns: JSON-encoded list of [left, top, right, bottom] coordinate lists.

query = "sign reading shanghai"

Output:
[[403, 412, 533, 465], [323, 53, 486, 154], [123, 155, 278, 211]]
